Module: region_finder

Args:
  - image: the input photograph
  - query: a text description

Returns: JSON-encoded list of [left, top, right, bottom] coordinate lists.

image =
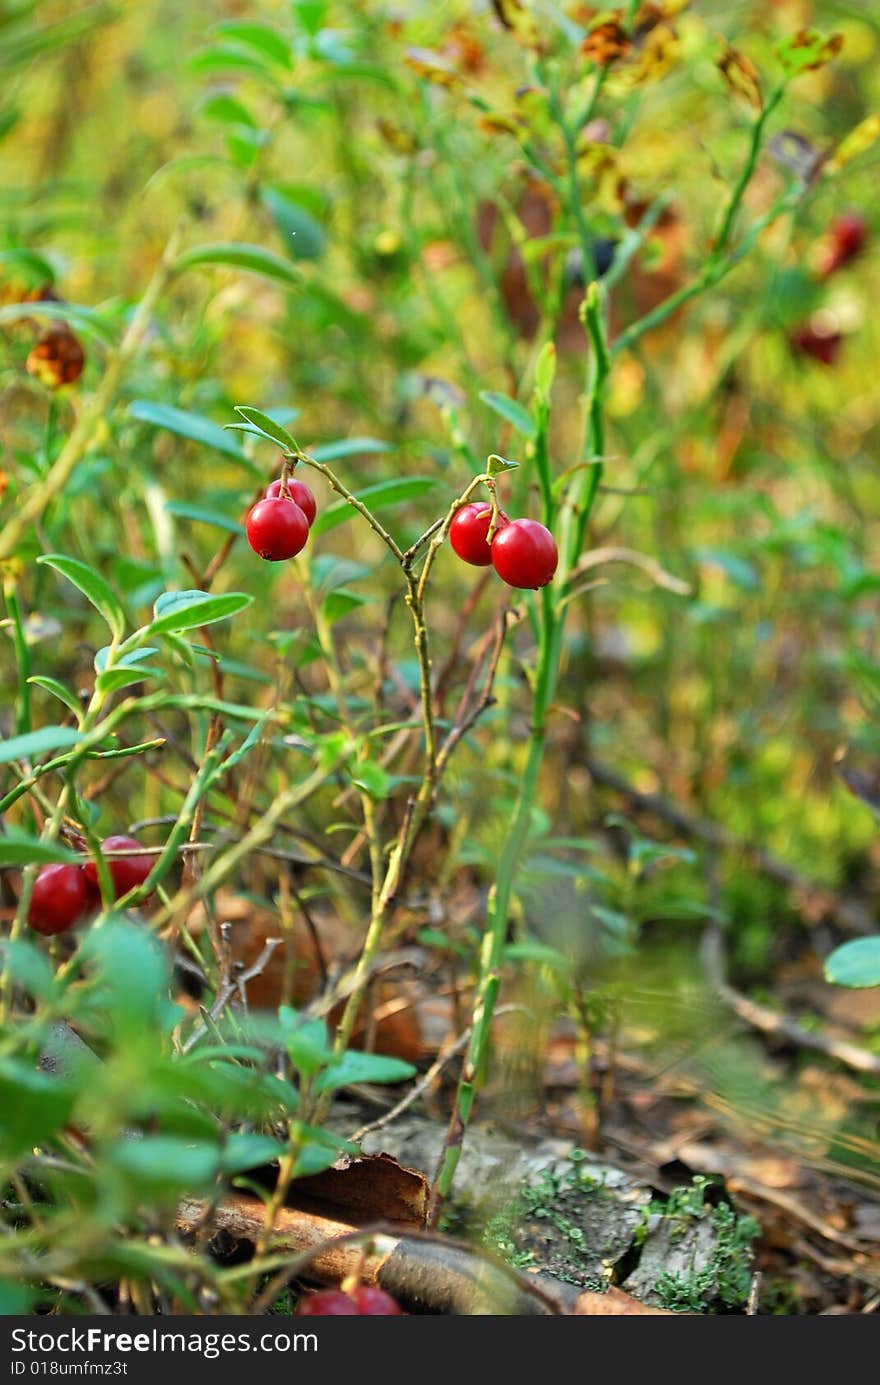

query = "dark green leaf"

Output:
[[0, 836, 80, 867], [147, 590, 253, 635], [480, 390, 537, 440], [37, 554, 126, 641], [128, 400, 248, 463], [313, 1050, 416, 1094], [165, 502, 245, 535], [312, 476, 438, 537], [174, 243, 301, 288], [0, 726, 80, 765], [261, 185, 326, 260], [232, 405, 299, 453], [211, 19, 293, 68]]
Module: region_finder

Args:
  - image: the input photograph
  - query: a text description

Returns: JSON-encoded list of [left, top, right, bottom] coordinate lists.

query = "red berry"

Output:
[[350, 1285, 402, 1315], [264, 477, 318, 527], [294, 1290, 359, 1316], [84, 835, 152, 899], [246, 497, 310, 561], [791, 323, 841, 366], [449, 503, 507, 567], [27, 864, 91, 936], [819, 212, 867, 276], [491, 518, 558, 589]]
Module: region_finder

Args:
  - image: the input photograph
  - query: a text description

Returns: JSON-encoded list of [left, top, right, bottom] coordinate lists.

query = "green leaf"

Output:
[[211, 19, 293, 68], [312, 476, 438, 537], [128, 400, 248, 462], [480, 390, 537, 441], [232, 405, 299, 453], [197, 92, 257, 128], [0, 726, 80, 765], [0, 300, 115, 348], [310, 437, 391, 463], [505, 939, 570, 969], [174, 242, 301, 288], [37, 554, 126, 641], [147, 589, 253, 635], [279, 1008, 331, 1075], [351, 760, 392, 801], [189, 46, 278, 78], [0, 1060, 75, 1160], [95, 666, 163, 696], [824, 938, 880, 989], [776, 28, 843, 77], [0, 248, 56, 285], [220, 1132, 285, 1174], [0, 939, 58, 1000], [108, 1137, 220, 1196], [323, 590, 369, 624], [165, 502, 245, 535], [313, 1050, 416, 1094], [290, 1144, 344, 1179], [79, 919, 171, 1033], [0, 835, 80, 867], [486, 453, 520, 476], [26, 676, 82, 719], [260, 185, 326, 260]]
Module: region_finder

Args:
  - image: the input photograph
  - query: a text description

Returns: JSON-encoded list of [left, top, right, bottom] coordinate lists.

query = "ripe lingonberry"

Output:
[[264, 477, 318, 527], [818, 212, 866, 277], [84, 835, 152, 899], [491, 517, 558, 589], [246, 496, 310, 561], [27, 863, 91, 936], [449, 503, 507, 567], [349, 1285, 402, 1315], [791, 322, 841, 366], [294, 1290, 360, 1316]]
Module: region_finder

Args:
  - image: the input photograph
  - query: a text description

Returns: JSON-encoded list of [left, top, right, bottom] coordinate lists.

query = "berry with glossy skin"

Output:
[[84, 835, 152, 899], [264, 477, 318, 527], [491, 517, 558, 589], [294, 1290, 359, 1316], [246, 497, 310, 561], [28, 864, 91, 936], [350, 1285, 402, 1315], [449, 503, 507, 567]]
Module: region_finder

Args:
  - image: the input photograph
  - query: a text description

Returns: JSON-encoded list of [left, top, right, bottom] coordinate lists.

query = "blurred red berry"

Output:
[[791, 323, 842, 366], [491, 517, 558, 589], [28, 864, 91, 936], [350, 1285, 402, 1315], [294, 1290, 359, 1316], [818, 212, 867, 277], [84, 835, 152, 899], [246, 497, 310, 561], [264, 477, 318, 527]]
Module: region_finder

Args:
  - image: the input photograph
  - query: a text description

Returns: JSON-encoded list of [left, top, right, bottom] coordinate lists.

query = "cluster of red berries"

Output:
[[27, 836, 152, 937], [449, 503, 557, 590], [246, 473, 318, 562], [294, 1285, 401, 1316]]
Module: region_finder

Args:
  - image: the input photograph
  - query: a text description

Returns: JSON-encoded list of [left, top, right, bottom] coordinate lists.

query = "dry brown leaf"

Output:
[[292, 1152, 429, 1228], [717, 42, 763, 111]]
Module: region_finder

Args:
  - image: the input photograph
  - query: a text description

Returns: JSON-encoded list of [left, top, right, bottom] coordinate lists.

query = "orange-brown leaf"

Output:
[[717, 42, 763, 111], [25, 326, 85, 389], [582, 19, 631, 66]]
